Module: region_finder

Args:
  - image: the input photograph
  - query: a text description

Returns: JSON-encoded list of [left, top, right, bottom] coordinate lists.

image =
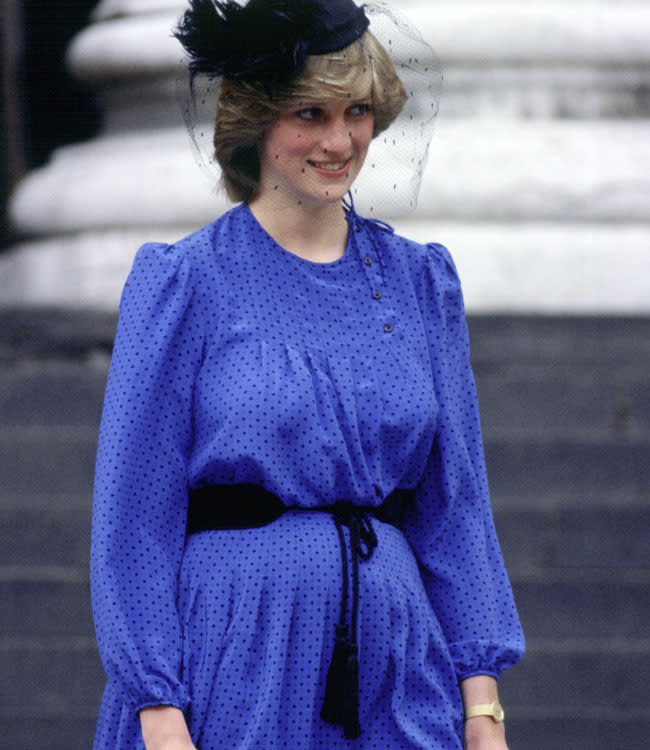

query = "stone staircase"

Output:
[[0, 311, 114, 748], [470, 316, 650, 748], [1, 310, 648, 749]]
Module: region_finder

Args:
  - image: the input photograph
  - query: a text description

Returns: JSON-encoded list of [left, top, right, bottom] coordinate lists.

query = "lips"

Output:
[[310, 161, 346, 171], [307, 157, 353, 175]]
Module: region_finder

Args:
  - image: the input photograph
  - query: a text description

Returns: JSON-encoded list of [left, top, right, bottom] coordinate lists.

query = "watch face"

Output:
[[492, 702, 505, 722]]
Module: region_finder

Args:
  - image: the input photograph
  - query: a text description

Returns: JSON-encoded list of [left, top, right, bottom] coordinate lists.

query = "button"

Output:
[[384, 323, 394, 333], [373, 290, 382, 300], [364, 256, 372, 266]]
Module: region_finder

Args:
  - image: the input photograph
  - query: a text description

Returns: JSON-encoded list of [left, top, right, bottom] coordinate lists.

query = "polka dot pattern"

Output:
[[91, 203, 524, 749]]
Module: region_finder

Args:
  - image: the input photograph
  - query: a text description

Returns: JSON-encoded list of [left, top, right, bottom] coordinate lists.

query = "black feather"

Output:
[[174, 0, 324, 89]]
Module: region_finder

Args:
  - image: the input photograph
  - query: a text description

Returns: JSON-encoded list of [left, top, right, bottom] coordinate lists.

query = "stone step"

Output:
[[4, 222, 650, 313], [0, 427, 97, 496], [467, 315, 650, 366], [2, 567, 647, 640], [2, 638, 649, 750], [0, 637, 103, 717], [3, 719, 98, 750], [0, 491, 93, 512], [2, 503, 647, 572], [4, 718, 648, 750], [2, 637, 647, 720], [4, 716, 647, 750], [2, 364, 649, 444], [485, 436, 650, 507], [505, 718, 650, 750], [475, 364, 650, 440], [3, 356, 649, 439], [499, 639, 650, 717], [79, 1, 650, 73], [0, 507, 92, 567], [66, 2, 650, 130], [2, 571, 93, 638], [10, 121, 650, 235], [1, 430, 647, 509], [494, 507, 650, 572], [0, 314, 636, 366], [0, 363, 107, 428], [0, 308, 116, 362], [512, 576, 650, 641]]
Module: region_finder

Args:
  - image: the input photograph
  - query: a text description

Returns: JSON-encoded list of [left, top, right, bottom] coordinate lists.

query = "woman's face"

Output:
[[257, 98, 374, 207]]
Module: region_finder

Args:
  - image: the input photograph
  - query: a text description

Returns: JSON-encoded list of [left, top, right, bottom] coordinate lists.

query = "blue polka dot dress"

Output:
[[91, 202, 524, 750]]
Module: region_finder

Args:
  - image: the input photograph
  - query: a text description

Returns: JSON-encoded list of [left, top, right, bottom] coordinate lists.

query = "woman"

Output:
[[90, 1, 525, 749]]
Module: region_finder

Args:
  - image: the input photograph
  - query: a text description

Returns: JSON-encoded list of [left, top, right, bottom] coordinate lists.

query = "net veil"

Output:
[[350, 2, 441, 217], [177, 1, 442, 219]]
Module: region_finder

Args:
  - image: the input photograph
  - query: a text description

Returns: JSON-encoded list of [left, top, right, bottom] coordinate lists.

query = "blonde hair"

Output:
[[214, 31, 407, 203]]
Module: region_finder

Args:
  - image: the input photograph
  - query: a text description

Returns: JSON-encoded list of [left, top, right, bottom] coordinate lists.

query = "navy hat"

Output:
[[175, 0, 370, 90]]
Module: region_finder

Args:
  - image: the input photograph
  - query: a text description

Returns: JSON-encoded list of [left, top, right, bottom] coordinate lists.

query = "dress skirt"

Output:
[[93, 511, 464, 750]]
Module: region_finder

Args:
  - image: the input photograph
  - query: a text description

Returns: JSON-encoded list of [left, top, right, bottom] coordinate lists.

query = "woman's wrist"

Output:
[[460, 675, 508, 750], [139, 705, 194, 750], [460, 674, 499, 707]]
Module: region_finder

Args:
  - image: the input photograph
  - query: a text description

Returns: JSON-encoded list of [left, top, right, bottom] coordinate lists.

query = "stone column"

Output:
[[1, 0, 650, 312]]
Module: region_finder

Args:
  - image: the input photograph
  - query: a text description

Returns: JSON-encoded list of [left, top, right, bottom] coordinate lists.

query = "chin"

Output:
[[316, 180, 355, 204], [320, 189, 348, 203]]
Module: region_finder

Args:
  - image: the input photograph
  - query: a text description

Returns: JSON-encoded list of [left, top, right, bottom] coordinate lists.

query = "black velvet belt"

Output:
[[186, 483, 414, 739]]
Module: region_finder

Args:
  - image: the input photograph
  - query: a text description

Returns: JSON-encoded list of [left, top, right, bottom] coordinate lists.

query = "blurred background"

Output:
[[1, 1, 649, 748]]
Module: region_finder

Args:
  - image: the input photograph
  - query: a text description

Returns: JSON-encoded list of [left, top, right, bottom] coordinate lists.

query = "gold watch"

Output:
[[464, 701, 505, 723]]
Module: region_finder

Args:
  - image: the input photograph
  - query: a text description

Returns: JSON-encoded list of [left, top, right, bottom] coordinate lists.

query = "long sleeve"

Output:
[[91, 241, 204, 714], [403, 242, 525, 681]]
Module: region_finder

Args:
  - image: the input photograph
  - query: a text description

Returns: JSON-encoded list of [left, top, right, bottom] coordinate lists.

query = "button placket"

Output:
[[351, 218, 396, 335]]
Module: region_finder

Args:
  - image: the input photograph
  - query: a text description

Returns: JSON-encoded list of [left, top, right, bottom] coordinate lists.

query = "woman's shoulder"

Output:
[[160, 203, 247, 264], [123, 206, 247, 311]]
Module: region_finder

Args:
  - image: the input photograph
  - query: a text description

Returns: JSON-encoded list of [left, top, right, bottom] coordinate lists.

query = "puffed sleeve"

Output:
[[403, 242, 525, 681], [91, 241, 204, 714]]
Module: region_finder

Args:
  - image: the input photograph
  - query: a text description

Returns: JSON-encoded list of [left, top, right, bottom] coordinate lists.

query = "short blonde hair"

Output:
[[214, 31, 407, 203]]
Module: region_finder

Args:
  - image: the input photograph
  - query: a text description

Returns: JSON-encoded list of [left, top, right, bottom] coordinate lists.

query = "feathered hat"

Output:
[[174, 0, 370, 90]]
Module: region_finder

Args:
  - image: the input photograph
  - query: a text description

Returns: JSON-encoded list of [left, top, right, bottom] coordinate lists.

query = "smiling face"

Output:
[[213, 32, 406, 204], [256, 98, 374, 207]]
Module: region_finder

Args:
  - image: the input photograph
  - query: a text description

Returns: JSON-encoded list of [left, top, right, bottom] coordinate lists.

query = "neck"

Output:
[[248, 193, 350, 264]]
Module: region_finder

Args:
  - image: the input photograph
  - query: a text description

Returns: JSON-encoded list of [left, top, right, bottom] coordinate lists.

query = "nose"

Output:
[[321, 115, 352, 154]]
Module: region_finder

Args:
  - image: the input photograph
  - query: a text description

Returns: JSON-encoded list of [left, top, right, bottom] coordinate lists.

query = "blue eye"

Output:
[[296, 107, 322, 121], [350, 103, 372, 116]]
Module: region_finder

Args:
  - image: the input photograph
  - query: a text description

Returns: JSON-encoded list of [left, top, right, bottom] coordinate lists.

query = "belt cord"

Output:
[[320, 503, 378, 739]]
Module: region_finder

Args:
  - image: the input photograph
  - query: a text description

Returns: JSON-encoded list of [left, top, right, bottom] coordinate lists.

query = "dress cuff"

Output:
[[122, 678, 191, 718], [449, 639, 525, 682]]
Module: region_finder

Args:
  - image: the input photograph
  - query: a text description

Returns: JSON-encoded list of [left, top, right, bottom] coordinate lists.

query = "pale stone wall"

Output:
[[2, 1, 649, 312]]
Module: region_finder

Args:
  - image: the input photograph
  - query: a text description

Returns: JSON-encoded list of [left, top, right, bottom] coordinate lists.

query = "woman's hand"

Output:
[[460, 675, 510, 750], [139, 705, 197, 750]]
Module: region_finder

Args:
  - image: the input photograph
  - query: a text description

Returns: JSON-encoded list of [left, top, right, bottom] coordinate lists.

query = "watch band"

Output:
[[464, 701, 505, 723]]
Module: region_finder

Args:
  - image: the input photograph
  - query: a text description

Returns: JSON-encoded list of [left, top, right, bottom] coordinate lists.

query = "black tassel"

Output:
[[343, 645, 361, 739], [321, 625, 362, 739], [320, 623, 350, 724]]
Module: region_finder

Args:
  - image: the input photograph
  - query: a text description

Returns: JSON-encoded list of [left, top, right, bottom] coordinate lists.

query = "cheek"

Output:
[[263, 124, 304, 162], [268, 136, 315, 169], [285, 131, 318, 157], [356, 120, 374, 153]]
